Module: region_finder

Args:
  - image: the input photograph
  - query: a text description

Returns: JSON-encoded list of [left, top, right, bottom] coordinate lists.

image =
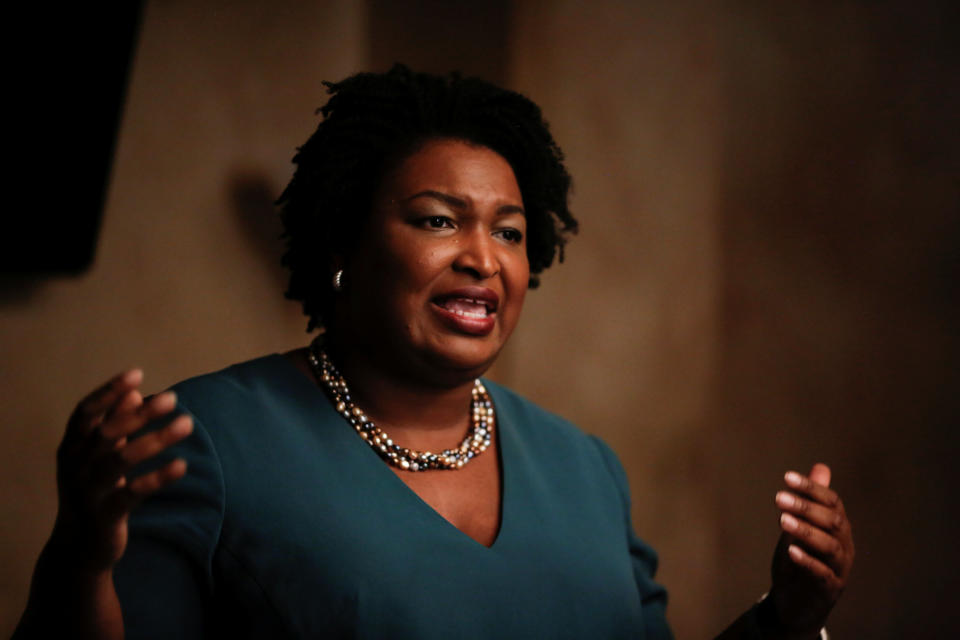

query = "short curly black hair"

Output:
[[277, 64, 577, 332]]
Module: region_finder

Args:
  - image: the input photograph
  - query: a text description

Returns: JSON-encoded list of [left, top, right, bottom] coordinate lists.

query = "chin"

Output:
[[422, 337, 503, 379]]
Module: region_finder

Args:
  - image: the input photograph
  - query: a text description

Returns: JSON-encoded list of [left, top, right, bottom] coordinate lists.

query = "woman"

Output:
[[16, 66, 853, 639]]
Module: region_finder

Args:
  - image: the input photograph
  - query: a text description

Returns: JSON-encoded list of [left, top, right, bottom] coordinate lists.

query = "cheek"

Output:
[[377, 237, 441, 285], [378, 245, 452, 319], [509, 288, 528, 325], [504, 252, 530, 314]]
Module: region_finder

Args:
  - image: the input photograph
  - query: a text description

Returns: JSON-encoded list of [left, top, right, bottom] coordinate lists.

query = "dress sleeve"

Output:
[[113, 404, 225, 639], [589, 436, 674, 640]]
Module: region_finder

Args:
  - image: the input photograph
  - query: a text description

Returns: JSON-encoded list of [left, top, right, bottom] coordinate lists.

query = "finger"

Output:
[[808, 462, 831, 488], [786, 543, 843, 589], [87, 408, 189, 493], [82, 389, 145, 452], [99, 458, 189, 523], [99, 391, 179, 441], [775, 491, 845, 533], [80, 390, 143, 458], [784, 470, 841, 510], [59, 390, 144, 478], [84, 446, 128, 496], [106, 388, 144, 422], [780, 513, 848, 575], [127, 458, 188, 497], [67, 369, 143, 437], [119, 414, 193, 469]]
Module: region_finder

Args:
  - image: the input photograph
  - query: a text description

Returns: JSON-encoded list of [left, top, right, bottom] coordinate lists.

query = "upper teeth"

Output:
[[453, 309, 485, 318], [442, 297, 492, 318]]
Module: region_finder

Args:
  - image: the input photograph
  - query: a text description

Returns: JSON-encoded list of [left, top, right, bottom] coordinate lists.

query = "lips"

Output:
[[431, 287, 499, 336]]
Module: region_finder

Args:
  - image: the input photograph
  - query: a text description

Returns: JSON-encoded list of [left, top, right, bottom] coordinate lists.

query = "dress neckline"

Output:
[[270, 351, 511, 551]]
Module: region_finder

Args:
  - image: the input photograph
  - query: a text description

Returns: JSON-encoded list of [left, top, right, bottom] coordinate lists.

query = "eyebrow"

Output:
[[402, 190, 525, 216]]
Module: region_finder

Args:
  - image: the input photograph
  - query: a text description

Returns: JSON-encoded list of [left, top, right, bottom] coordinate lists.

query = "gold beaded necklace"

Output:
[[307, 340, 494, 471]]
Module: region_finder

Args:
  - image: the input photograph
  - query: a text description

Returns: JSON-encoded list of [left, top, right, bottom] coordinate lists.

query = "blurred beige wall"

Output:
[[502, 1, 959, 638], [2, 1, 958, 638], [710, 3, 959, 636], [505, 2, 724, 636]]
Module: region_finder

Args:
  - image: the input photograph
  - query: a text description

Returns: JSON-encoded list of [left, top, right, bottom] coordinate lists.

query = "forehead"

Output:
[[378, 138, 523, 205]]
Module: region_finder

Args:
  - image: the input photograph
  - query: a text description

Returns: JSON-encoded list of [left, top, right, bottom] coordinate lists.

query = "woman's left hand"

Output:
[[768, 463, 854, 636]]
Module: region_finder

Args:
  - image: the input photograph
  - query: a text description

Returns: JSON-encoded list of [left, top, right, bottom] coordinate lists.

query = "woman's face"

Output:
[[335, 138, 529, 384]]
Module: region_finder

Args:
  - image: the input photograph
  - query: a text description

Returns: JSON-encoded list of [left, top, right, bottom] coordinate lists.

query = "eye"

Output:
[[418, 215, 455, 230], [494, 228, 524, 244]]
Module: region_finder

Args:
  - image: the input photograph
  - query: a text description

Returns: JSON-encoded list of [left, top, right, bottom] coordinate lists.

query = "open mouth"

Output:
[[430, 289, 500, 335], [433, 296, 496, 319]]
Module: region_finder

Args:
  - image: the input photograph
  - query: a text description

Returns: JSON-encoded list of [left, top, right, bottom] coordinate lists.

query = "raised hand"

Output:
[[768, 463, 854, 637], [15, 370, 194, 639], [51, 369, 193, 572]]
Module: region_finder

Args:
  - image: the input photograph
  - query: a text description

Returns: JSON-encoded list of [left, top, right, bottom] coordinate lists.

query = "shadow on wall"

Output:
[[0, 277, 47, 307], [227, 169, 289, 294]]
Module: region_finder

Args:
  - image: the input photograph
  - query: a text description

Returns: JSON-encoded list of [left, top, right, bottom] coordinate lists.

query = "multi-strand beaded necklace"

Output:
[[307, 342, 494, 471]]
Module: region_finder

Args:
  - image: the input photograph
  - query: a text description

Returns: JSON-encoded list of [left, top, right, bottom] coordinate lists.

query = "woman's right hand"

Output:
[[50, 369, 193, 573], [14, 371, 193, 639]]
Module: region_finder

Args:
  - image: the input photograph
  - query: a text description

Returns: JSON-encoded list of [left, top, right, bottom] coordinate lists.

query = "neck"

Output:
[[321, 337, 480, 450]]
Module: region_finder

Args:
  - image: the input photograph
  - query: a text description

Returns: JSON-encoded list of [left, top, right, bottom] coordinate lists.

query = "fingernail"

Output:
[[788, 544, 804, 561], [785, 471, 803, 487], [171, 416, 193, 436], [780, 513, 799, 531], [123, 369, 143, 384], [775, 491, 795, 508]]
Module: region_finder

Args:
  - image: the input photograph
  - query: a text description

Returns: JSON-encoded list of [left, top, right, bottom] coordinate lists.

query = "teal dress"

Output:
[[114, 355, 673, 639]]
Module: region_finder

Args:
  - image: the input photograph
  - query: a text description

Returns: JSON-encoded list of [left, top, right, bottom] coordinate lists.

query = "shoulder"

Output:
[[483, 378, 585, 440], [161, 353, 326, 450], [483, 379, 626, 487], [167, 353, 310, 417], [170, 353, 292, 400]]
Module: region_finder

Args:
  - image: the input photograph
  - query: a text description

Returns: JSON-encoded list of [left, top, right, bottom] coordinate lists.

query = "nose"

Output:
[[453, 229, 499, 280]]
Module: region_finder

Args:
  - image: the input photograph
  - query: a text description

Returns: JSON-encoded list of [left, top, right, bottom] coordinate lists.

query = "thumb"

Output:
[[809, 462, 831, 488]]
